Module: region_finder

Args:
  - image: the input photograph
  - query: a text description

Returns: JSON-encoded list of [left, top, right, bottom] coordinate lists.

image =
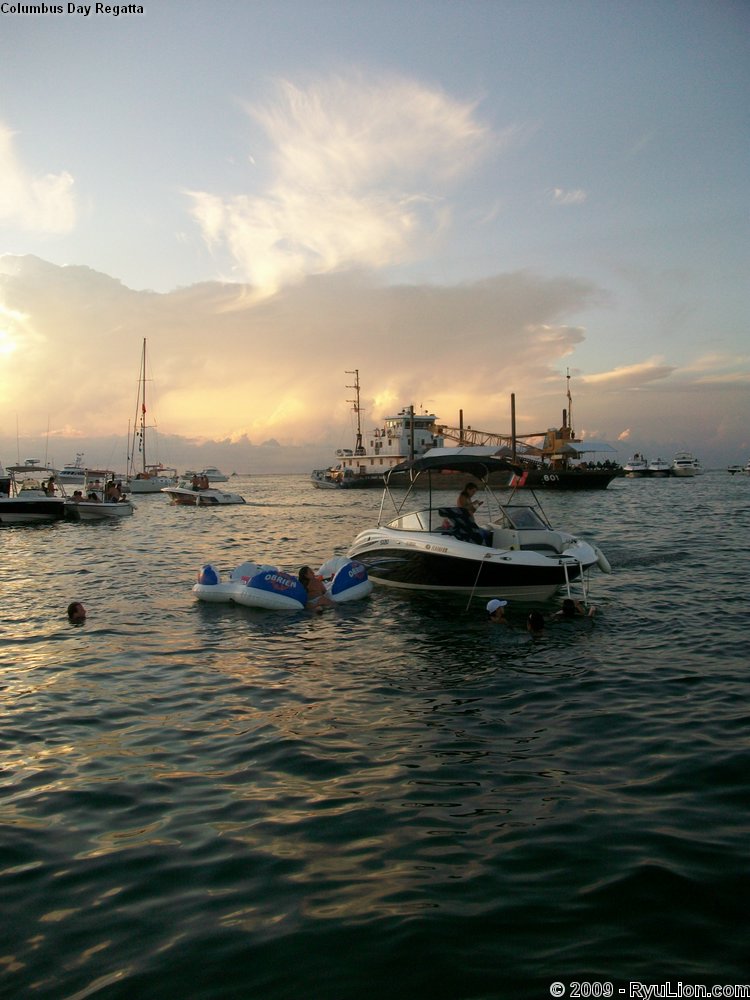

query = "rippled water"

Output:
[[2, 473, 749, 998]]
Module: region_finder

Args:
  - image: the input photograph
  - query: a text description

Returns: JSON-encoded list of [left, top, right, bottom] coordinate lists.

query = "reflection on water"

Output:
[[1, 473, 749, 997]]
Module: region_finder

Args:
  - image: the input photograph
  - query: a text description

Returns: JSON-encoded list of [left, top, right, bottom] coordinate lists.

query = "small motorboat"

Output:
[[65, 472, 134, 521], [193, 556, 373, 610], [346, 449, 611, 602], [162, 482, 245, 505], [0, 463, 67, 525]]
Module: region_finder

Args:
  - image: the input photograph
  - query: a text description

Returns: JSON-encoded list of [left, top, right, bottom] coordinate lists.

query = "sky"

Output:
[[0, 0, 748, 473]]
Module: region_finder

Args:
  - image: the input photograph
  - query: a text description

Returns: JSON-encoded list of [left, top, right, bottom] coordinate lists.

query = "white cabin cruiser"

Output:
[[624, 453, 649, 477], [162, 481, 245, 506], [648, 457, 671, 477], [672, 452, 704, 477], [347, 450, 611, 601]]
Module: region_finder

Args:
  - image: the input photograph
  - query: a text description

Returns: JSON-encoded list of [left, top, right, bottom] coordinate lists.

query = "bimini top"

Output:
[[387, 447, 520, 482]]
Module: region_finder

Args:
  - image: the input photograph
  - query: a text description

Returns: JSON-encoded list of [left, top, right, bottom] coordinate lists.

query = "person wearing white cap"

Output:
[[486, 598, 508, 623]]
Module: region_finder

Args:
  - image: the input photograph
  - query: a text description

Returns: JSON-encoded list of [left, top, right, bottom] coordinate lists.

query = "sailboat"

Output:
[[124, 339, 178, 495]]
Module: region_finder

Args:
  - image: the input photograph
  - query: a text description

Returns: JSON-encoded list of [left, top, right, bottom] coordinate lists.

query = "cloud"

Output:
[[0, 124, 76, 233], [187, 74, 496, 294], [550, 187, 587, 206], [581, 359, 677, 389]]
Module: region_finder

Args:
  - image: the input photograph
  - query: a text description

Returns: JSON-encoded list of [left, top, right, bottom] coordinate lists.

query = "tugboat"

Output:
[[311, 370, 445, 489], [437, 373, 620, 490]]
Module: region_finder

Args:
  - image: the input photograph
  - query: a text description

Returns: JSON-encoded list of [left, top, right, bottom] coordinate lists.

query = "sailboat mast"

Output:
[[346, 369, 363, 456], [566, 367, 573, 437], [139, 338, 147, 474]]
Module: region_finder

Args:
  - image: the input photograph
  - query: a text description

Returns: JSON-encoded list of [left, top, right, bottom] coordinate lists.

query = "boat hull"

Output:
[[162, 487, 245, 506], [348, 529, 601, 600], [65, 501, 134, 521], [0, 499, 67, 525], [501, 468, 618, 490]]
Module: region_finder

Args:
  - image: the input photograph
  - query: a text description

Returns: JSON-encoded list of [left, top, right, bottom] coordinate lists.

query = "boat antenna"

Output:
[[566, 368, 573, 437], [346, 369, 364, 456]]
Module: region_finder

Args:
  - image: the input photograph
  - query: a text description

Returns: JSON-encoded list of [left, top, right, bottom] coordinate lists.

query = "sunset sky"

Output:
[[1, 0, 748, 472]]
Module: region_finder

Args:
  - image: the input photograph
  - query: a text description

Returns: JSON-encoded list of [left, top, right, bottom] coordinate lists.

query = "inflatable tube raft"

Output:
[[193, 558, 373, 610]]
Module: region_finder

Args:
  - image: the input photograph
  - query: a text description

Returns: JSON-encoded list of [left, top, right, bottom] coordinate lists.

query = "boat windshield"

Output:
[[502, 505, 547, 530]]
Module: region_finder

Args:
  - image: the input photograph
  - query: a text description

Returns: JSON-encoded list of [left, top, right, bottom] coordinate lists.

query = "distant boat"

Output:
[[648, 457, 671, 477], [0, 463, 67, 525], [58, 453, 87, 486], [311, 369, 445, 489], [623, 453, 649, 477], [727, 464, 743, 475], [671, 452, 704, 477], [200, 467, 229, 483], [124, 339, 178, 495]]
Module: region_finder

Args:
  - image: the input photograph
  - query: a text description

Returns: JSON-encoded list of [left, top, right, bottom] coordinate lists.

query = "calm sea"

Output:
[[2, 473, 749, 999]]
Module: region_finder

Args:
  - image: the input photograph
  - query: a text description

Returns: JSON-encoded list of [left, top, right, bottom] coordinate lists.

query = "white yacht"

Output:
[[623, 453, 649, 477], [648, 457, 671, 477], [672, 452, 704, 477]]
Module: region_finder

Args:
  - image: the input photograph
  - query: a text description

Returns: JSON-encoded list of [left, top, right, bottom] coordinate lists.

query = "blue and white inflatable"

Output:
[[193, 556, 373, 611]]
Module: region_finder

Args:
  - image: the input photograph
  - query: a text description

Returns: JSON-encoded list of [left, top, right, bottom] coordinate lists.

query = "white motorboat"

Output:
[[58, 453, 88, 486], [346, 449, 611, 601], [311, 369, 444, 489], [124, 339, 179, 494], [162, 482, 245, 506], [648, 457, 671, 477], [199, 467, 229, 483], [623, 453, 649, 477], [65, 471, 134, 521], [0, 462, 67, 525], [672, 452, 704, 477]]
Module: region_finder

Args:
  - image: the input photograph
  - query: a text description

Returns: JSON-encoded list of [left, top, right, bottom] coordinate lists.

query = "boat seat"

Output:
[[437, 506, 486, 544]]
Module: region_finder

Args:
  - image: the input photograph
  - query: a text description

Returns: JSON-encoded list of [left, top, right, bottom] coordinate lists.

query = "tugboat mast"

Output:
[[346, 369, 365, 456]]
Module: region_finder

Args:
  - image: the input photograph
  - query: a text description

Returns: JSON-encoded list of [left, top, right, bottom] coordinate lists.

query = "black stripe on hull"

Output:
[[0, 500, 66, 524], [354, 547, 581, 591]]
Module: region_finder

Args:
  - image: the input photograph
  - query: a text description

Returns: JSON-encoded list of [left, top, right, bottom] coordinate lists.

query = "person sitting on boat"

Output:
[[200, 475, 210, 490], [105, 480, 121, 502], [457, 482, 483, 517], [71, 490, 84, 503], [191, 474, 201, 490], [457, 482, 492, 544], [298, 565, 335, 610], [87, 491, 101, 502]]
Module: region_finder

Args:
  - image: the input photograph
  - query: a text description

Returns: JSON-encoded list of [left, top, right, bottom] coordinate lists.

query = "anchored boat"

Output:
[[347, 449, 611, 602]]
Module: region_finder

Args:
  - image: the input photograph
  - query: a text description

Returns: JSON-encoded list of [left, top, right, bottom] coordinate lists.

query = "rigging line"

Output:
[[465, 552, 492, 612]]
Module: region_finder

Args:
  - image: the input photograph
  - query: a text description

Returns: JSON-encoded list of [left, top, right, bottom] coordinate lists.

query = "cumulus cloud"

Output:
[[187, 74, 496, 294], [0, 124, 76, 233]]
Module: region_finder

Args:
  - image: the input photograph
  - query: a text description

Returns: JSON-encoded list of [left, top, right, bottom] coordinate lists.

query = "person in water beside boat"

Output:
[[67, 602, 86, 624], [486, 599, 508, 624], [553, 598, 597, 619], [298, 565, 336, 610]]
